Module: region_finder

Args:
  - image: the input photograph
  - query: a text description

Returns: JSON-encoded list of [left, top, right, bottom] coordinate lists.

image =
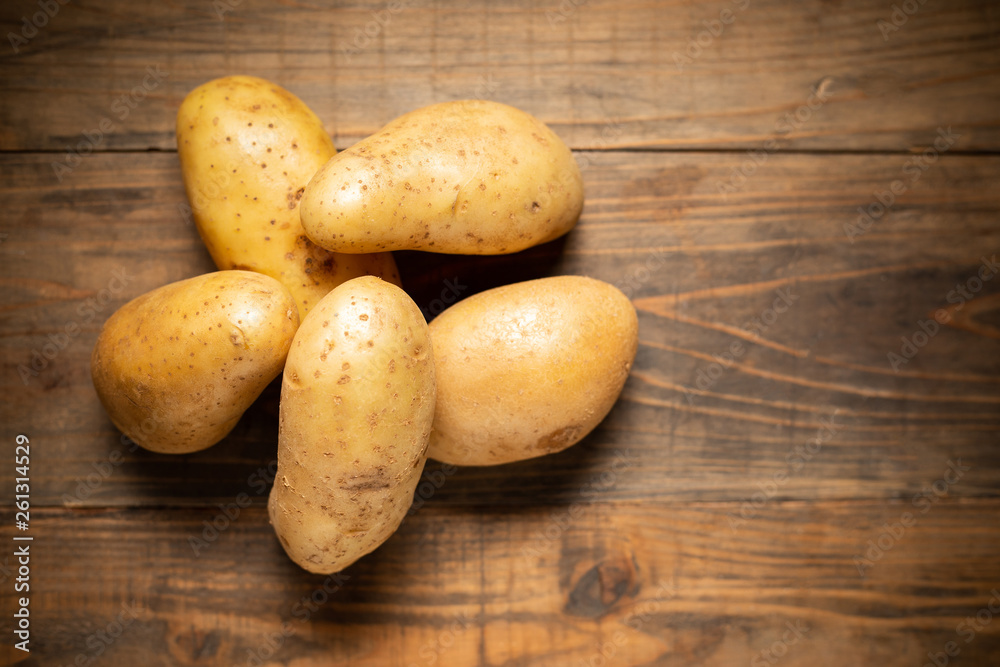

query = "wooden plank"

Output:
[[1, 501, 999, 666], [1, 0, 998, 152], [1, 151, 999, 508]]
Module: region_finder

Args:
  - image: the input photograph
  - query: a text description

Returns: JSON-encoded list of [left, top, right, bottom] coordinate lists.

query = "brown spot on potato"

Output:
[[537, 426, 582, 452]]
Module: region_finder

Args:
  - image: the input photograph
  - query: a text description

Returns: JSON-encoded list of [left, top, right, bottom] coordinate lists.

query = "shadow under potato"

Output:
[[394, 234, 571, 322], [89, 375, 283, 508]]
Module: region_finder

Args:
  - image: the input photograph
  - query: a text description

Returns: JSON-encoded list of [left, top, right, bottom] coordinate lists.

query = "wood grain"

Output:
[[2, 502, 1000, 666], [2, 0, 999, 664], [0, 0, 998, 152], [2, 151, 999, 511]]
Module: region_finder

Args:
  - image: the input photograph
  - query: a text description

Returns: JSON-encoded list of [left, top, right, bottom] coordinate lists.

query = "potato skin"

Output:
[[176, 75, 400, 318], [427, 276, 637, 466], [300, 100, 583, 255], [90, 271, 299, 454], [269, 276, 435, 574]]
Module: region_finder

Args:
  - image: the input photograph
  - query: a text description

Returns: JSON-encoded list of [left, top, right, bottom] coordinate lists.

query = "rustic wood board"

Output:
[[1, 0, 999, 152], [1, 0, 999, 665], [2, 501, 1000, 667], [2, 151, 999, 509]]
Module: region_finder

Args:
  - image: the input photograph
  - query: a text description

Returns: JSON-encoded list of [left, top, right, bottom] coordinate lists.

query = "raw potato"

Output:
[[176, 75, 400, 318], [427, 276, 638, 466], [91, 271, 299, 455], [300, 100, 583, 255], [269, 276, 435, 574]]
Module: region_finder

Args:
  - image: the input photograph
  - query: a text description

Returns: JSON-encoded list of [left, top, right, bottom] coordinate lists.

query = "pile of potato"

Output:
[[91, 76, 638, 574]]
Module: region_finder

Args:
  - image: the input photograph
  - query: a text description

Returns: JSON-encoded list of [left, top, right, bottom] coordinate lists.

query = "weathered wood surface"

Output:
[[2, 151, 999, 510], [1, 0, 1000, 665], [2, 501, 1000, 667], [1, 0, 999, 152]]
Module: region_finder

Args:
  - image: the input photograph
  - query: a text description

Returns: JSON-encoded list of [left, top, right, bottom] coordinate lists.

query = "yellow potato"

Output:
[[176, 75, 400, 318], [427, 276, 637, 466], [91, 271, 299, 454], [300, 100, 583, 255], [269, 276, 435, 574]]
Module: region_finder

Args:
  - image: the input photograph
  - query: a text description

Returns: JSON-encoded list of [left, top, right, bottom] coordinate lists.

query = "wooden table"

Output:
[[1, 1, 999, 665]]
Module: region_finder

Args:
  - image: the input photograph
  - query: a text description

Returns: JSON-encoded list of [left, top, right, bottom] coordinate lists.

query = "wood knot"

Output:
[[564, 555, 639, 619]]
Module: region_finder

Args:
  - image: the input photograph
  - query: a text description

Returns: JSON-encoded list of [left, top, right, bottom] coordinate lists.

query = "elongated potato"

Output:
[[300, 100, 583, 255], [176, 75, 400, 318], [427, 276, 637, 466], [269, 276, 435, 573], [91, 271, 299, 454]]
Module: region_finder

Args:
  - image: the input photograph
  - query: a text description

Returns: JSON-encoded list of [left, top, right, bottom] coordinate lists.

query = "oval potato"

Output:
[[427, 275, 637, 466], [300, 100, 583, 255], [176, 75, 400, 318], [91, 271, 299, 454], [269, 276, 435, 574]]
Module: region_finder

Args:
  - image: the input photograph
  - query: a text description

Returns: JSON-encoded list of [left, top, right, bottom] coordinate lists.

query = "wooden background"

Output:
[[1, 0, 999, 665]]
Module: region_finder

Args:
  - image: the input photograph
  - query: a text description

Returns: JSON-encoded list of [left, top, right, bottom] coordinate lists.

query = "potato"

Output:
[[91, 271, 299, 454], [300, 100, 583, 255], [427, 275, 637, 466], [269, 276, 435, 574], [176, 75, 400, 318]]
